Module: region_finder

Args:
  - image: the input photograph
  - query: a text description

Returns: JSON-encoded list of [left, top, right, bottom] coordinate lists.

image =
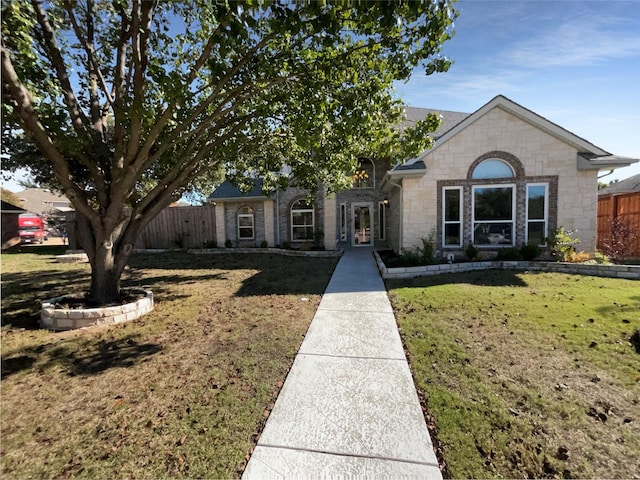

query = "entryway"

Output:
[[351, 202, 373, 247]]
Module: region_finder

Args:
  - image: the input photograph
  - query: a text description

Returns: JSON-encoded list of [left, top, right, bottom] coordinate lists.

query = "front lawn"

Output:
[[387, 270, 639, 479], [1, 249, 337, 478]]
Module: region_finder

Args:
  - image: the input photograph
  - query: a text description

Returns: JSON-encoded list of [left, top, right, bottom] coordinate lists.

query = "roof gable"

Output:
[[432, 95, 611, 156]]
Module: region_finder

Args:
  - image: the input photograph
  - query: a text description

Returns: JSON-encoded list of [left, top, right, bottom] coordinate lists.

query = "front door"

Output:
[[352, 203, 373, 246]]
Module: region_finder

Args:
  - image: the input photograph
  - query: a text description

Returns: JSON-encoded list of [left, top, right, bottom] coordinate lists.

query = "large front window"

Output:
[[291, 199, 314, 241], [527, 183, 548, 246], [443, 187, 463, 247], [472, 185, 514, 246]]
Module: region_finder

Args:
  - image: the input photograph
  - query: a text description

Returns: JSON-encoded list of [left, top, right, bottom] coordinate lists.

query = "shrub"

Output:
[[548, 226, 580, 262], [281, 241, 290, 250], [495, 247, 522, 261], [465, 244, 479, 261], [224, 239, 232, 248], [260, 240, 268, 248], [203, 240, 217, 248], [599, 217, 639, 261], [520, 244, 541, 261]]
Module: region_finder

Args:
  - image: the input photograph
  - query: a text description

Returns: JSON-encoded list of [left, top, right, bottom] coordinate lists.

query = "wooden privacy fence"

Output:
[[65, 205, 217, 250], [597, 192, 640, 258]]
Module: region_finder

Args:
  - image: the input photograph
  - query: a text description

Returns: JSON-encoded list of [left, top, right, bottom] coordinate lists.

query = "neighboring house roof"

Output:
[[393, 95, 638, 175], [15, 188, 70, 215], [599, 174, 640, 196], [208, 178, 269, 202], [1, 200, 27, 213], [400, 107, 469, 139]]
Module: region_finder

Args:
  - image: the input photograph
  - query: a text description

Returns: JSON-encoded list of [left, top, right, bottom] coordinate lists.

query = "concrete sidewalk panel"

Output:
[[299, 310, 405, 359], [318, 291, 393, 313], [243, 445, 443, 479], [257, 353, 438, 465]]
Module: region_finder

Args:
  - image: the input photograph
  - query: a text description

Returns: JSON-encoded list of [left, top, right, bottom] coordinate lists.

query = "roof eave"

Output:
[[577, 154, 640, 171]]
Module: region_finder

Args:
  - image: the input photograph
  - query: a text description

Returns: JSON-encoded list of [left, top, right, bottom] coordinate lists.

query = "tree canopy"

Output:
[[1, 0, 457, 304]]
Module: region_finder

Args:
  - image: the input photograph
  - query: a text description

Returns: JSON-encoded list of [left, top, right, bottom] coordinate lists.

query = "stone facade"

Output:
[[398, 107, 599, 253], [211, 97, 628, 254]]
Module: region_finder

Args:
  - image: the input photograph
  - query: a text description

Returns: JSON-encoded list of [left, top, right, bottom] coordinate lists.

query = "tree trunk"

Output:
[[75, 210, 137, 306]]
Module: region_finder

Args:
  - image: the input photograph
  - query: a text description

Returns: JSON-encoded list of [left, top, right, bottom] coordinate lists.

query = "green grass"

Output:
[[388, 270, 640, 479], [1, 250, 338, 479]]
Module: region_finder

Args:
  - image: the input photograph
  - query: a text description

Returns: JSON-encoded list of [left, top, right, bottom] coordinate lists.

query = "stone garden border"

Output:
[[40, 288, 154, 331], [373, 251, 640, 280]]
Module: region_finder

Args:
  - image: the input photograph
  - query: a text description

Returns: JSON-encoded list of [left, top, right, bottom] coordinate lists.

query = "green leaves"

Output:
[[2, 0, 458, 205]]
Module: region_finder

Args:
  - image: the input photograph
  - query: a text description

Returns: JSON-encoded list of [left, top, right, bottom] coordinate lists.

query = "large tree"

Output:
[[1, 0, 457, 305]]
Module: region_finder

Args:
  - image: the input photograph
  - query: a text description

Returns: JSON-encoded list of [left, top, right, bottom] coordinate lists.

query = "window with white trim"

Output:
[[378, 202, 386, 241], [472, 185, 515, 246], [443, 187, 463, 247], [526, 183, 548, 246], [237, 206, 255, 239], [340, 203, 347, 241], [472, 158, 515, 179], [291, 199, 314, 241]]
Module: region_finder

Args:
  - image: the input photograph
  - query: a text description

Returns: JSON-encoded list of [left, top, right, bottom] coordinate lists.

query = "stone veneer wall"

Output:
[[41, 289, 154, 331], [373, 251, 640, 281], [401, 107, 599, 252], [223, 200, 268, 247]]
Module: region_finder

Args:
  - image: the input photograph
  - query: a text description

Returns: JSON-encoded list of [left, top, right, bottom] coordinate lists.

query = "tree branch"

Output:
[[1, 44, 97, 227], [30, 0, 89, 135]]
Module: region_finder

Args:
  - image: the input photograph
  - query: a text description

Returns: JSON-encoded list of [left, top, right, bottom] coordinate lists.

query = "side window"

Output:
[[526, 183, 548, 246], [443, 187, 462, 247], [237, 206, 255, 239]]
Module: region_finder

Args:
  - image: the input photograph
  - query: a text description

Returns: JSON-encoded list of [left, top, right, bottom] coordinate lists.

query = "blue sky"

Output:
[[3, 0, 639, 192], [395, 0, 640, 181]]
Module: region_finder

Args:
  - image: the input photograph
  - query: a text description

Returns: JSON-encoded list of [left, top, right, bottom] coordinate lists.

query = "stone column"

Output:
[[324, 194, 337, 250], [264, 200, 275, 247], [214, 203, 226, 246]]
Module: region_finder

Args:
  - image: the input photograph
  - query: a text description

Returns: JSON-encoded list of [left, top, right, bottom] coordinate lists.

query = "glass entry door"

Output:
[[352, 203, 373, 246]]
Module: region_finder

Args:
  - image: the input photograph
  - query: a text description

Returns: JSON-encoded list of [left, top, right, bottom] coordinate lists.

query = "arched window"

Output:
[[353, 158, 375, 188], [237, 206, 254, 239], [472, 159, 515, 179], [291, 199, 314, 241]]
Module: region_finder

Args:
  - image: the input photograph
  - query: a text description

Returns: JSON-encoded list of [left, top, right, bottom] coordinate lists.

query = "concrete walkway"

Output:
[[243, 248, 443, 478]]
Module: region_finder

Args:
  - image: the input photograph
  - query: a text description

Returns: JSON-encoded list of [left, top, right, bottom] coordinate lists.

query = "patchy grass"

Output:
[[387, 270, 640, 479], [1, 250, 337, 479]]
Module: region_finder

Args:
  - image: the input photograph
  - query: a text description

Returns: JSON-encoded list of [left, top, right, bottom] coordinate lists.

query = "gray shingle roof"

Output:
[[208, 179, 267, 200], [400, 107, 470, 139], [1, 200, 26, 213], [599, 174, 640, 195]]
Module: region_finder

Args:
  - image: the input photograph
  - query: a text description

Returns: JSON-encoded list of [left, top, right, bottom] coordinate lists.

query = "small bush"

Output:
[[565, 251, 592, 263], [495, 247, 523, 261], [599, 218, 639, 261], [224, 239, 232, 248], [260, 240, 268, 248], [281, 241, 290, 250], [203, 240, 217, 248], [465, 244, 479, 261], [520, 244, 541, 261], [548, 226, 580, 262]]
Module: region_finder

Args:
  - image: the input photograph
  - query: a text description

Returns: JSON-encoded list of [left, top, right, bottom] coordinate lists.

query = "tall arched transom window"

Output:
[[353, 158, 375, 188]]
